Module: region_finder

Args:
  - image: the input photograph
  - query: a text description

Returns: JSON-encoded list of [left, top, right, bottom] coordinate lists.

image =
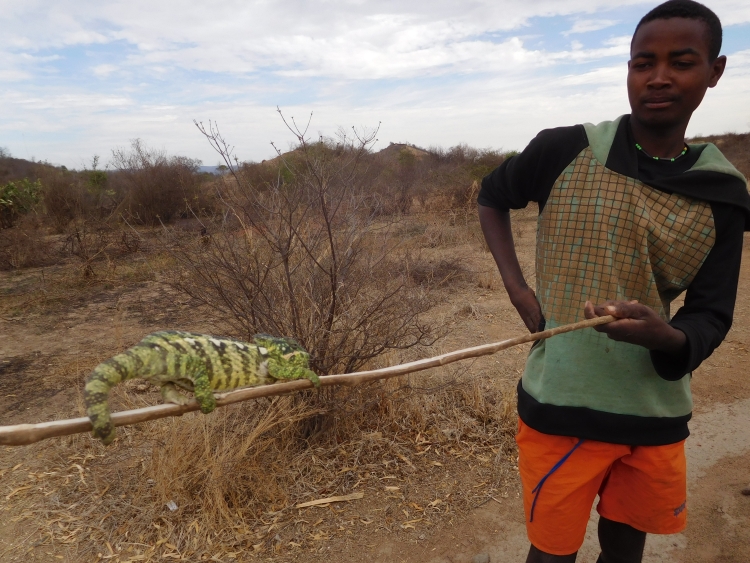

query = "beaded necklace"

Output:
[[635, 142, 688, 162]]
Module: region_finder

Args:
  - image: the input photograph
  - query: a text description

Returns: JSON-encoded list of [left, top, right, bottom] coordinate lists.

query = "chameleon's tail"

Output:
[[84, 350, 145, 445]]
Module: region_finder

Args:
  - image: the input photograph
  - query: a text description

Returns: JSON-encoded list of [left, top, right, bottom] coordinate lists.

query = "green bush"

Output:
[[0, 178, 42, 229]]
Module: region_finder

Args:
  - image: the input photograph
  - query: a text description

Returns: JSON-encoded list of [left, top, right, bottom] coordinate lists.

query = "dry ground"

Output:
[[1, 209, 749, 563]]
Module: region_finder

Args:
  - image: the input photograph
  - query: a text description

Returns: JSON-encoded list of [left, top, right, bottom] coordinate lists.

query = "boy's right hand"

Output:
[[508, 284, 544, 333]]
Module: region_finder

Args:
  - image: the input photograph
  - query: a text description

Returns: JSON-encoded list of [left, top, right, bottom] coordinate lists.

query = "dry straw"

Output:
[[0, 315, 615, 446]]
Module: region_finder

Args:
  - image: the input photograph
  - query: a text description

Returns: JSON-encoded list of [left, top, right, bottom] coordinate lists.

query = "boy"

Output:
[[477, 1, 750, 562]]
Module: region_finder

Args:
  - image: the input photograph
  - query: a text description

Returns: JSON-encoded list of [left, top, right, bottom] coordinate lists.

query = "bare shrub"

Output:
[[36, 169, 140, 277], [111, 139, 212, 225], [34, 157, 124, 232], [61, 219, 114, 277], [367, 146, 427, 215], [170, 115, 437, 375], [39, 168, 93, 231], [394, 150, 427, 214], [419, 145, 507, 213], [0, 218, 54, 270]]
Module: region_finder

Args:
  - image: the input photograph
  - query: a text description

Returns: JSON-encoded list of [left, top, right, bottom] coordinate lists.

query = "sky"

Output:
[[1, 0, 749, 169]]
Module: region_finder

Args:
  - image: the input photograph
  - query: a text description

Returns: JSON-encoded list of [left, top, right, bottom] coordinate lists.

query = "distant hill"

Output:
[[243, 142, 430, 169], [1, 132, 748, 184], [376, 142, 430, 161], [240, 135, 750, 179], [688, 132, 750, 179], [0, 157, 59, 184]]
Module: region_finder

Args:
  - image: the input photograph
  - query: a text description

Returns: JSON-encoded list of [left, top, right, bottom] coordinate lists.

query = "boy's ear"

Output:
[[708, 55, 727, 88]]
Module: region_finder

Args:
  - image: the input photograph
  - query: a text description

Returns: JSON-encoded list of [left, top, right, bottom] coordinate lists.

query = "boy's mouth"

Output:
[[643, 96, 676, 109]]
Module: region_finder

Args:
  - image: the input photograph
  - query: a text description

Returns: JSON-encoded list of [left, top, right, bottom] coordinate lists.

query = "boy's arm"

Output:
[[479, 205, 543, 333], [477, 125, 588, 333]]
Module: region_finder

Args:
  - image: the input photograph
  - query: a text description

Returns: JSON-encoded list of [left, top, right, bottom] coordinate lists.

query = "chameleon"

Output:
[[84, 331, 320, 445]]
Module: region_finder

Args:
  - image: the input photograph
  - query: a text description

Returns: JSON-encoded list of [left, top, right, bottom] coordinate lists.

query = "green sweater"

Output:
[[479, 115, 749, 445]]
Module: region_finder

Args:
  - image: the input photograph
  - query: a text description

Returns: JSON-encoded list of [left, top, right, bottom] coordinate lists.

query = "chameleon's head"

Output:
[[253, 334, 311, 368]]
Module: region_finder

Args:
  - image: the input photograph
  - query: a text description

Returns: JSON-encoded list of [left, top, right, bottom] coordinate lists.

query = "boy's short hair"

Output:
[[632, 0, 723, 60]]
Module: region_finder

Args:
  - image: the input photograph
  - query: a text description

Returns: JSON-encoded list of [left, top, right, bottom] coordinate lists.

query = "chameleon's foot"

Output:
[[194, 385, 217, 414], [293, 367, 320, 387], [160, 383, 191, 406], [198, 401, 216, 414], [268, 363, 321, 387], [308, 371, 321, 388]]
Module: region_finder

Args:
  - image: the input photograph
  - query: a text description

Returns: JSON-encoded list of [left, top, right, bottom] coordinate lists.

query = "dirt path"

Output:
[[351, 235, 750, 563], [353, 397, 750, 563]]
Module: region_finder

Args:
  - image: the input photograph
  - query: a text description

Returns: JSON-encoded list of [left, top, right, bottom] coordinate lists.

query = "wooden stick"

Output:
[[0, 315, 615, 446]]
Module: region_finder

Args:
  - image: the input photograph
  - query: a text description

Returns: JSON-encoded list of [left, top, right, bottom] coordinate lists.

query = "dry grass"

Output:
[[0, 248, 164, 321], [1, 367, 518, 562], [0, 221, 55, 270]]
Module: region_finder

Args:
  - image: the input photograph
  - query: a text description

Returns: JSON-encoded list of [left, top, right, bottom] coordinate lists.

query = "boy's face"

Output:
[[627, 17, 726, 130]]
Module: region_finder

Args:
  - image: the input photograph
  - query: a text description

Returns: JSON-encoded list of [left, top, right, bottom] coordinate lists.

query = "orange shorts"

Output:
[[516, 419, 687, 556]]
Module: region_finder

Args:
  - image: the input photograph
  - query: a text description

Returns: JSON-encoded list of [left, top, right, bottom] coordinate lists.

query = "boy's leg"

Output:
[[594, 441, 686, 563], [596, 516, 646, 563], [526, 545, 577, 562], [596, 441, 687, 533], [523, 516, 646, 563]]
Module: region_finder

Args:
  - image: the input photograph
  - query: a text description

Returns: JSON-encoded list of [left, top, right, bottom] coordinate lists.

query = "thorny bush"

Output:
[[111, 139, 213, 225], [169, 114, 438, 375]]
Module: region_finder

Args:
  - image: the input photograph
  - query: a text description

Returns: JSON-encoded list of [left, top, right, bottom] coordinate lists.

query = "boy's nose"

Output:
[[647, 64, 672, 88]]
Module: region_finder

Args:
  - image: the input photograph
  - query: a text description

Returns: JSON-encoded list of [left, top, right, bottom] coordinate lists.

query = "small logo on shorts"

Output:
[[673, 501, 686, 517]]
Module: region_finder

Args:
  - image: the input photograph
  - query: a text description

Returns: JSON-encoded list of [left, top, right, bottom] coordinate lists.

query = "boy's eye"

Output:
[[673, 60, 695, 69]]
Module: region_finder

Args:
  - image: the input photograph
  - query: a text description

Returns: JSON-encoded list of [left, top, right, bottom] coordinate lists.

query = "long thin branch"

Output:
[[0, 316, 615, 446]]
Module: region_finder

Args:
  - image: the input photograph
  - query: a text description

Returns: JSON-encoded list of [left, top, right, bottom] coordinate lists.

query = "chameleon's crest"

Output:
[[253, 333, 305, 355]]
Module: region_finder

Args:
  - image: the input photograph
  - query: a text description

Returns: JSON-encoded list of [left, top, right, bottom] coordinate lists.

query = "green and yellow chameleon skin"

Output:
[[84, 331, 320, 445]]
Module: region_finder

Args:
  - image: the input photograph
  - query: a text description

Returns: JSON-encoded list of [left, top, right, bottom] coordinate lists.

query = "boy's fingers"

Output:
[[603, 301, 641, 318], [583, 300, 597, 319], [584, 301, 619, 333], [604, 304, 620, 316]]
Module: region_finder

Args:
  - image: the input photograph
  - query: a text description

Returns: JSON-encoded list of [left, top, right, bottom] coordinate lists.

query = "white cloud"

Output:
[[92, 64, 117, 77], [0, 1, 748, 167], [556, 64, 625, 86], [0, 1, 647, 73], [564, 19, 619, 36], [3, 1, 747, 81]]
